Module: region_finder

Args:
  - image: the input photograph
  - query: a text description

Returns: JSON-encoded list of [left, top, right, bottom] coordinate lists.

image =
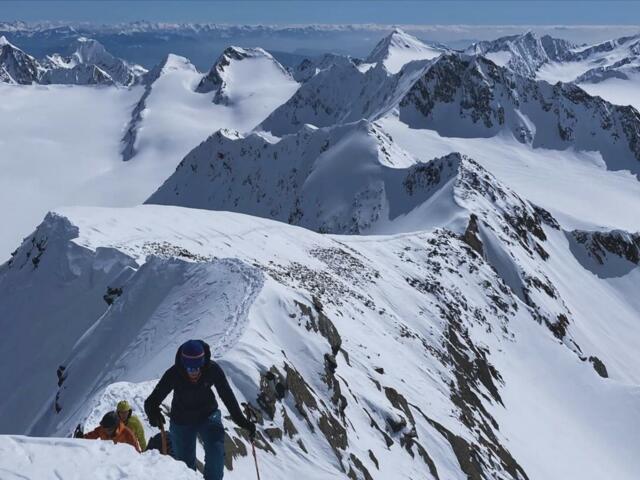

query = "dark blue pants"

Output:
[[170, 410, 225, 480]]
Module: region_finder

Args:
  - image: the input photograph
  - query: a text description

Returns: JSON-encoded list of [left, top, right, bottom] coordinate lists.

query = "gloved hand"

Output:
[[73, 424, 84, 438], [148, 410, 165, 428]]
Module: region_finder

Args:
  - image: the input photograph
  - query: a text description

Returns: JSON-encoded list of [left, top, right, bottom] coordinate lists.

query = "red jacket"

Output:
[[84, 423, 141, 453]]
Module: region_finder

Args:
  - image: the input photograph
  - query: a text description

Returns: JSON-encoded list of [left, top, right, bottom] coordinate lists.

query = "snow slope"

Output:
[[2, 202, 640, 479], [0, 435, 200, 479], [0, 83, 140, 262], [379, 116, 640, 233]]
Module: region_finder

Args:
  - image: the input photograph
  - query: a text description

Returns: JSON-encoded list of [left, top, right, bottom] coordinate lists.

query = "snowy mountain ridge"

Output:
[[0, 35, 145, 85], [466, 31, 577, 77], [1, 25, 640, 480], [261, 47, 640, 178]]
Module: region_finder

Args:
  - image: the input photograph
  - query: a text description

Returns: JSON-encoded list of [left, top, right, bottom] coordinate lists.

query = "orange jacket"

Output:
[[84, 423, 141, 453]]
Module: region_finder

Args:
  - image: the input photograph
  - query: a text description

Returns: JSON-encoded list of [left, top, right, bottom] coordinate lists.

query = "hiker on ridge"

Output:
[[144, 339, 256, 480], [116, 400, 147, 451], [83, 411, 141, 452]]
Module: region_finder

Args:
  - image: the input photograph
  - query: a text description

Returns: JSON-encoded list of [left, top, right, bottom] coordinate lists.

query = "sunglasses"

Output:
[[186, 366, 201, 374]]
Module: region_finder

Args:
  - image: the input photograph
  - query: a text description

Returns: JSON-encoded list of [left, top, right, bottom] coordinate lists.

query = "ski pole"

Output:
[[251, 440, 261, 480]]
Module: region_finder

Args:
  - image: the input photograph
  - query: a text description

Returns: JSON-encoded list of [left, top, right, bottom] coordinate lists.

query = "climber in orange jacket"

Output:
[[83, 411, 141, 453]]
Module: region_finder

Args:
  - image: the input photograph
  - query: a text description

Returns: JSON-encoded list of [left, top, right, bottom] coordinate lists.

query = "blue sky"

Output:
[[3, 1, 640, 25]]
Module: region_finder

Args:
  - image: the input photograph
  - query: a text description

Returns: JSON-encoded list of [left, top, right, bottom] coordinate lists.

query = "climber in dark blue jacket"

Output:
[[145, 339, 255, 480]]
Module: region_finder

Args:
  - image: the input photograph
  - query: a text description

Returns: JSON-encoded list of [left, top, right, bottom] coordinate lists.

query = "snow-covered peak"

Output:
[[0, 36, 41, 84], [144, 53, 196, 85], [196, 45, 295, 105], [366, 28, 446, 73], [38, 37, 146, 86], [72, 36, 111, 65], [259, 55, 432, 136]]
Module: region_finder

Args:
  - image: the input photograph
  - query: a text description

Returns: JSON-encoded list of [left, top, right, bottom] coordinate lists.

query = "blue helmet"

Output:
[[180, 340, 205, 370]]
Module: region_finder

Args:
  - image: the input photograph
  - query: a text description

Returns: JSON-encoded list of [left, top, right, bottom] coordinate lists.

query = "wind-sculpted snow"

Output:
[[2, 26, 640, 480], [30, 255, 264, 436], [2, 204, 640, 479], [0, 435, 201, 479], [0, 213, 138, 433]]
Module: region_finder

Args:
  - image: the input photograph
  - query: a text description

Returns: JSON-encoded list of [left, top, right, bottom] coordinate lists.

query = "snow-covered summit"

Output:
[[144, 52, 196, 85], [41, 37, 146, 86], [0, 36, 41, 84], [365, 27, 446, 73], [196, 46, 295, 105]]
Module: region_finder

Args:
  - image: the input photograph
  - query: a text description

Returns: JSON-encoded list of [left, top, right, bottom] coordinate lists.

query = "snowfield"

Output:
[[0, 83, 140, 262]]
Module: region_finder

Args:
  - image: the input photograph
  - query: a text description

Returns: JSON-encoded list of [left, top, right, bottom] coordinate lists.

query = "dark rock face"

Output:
[[589, 356, 609, 378], [573, 230, 640, 265], [569, 229, 640, 278], [195, 46, 248, 98], [103, 286, 123, 305], [462, 214, 484, 255]]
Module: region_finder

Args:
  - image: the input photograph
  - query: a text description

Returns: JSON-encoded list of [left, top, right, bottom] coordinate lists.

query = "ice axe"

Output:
[[251, 440, 261, 480], [247, 408, 261, 480], [159, 422, 168, 455]]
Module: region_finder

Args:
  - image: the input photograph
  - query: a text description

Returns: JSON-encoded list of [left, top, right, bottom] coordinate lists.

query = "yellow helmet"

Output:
[[116, 400, 131, 412]]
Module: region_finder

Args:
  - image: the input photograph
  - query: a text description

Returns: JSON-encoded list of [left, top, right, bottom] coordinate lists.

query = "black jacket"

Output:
[[144, 340, 251, 428]]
